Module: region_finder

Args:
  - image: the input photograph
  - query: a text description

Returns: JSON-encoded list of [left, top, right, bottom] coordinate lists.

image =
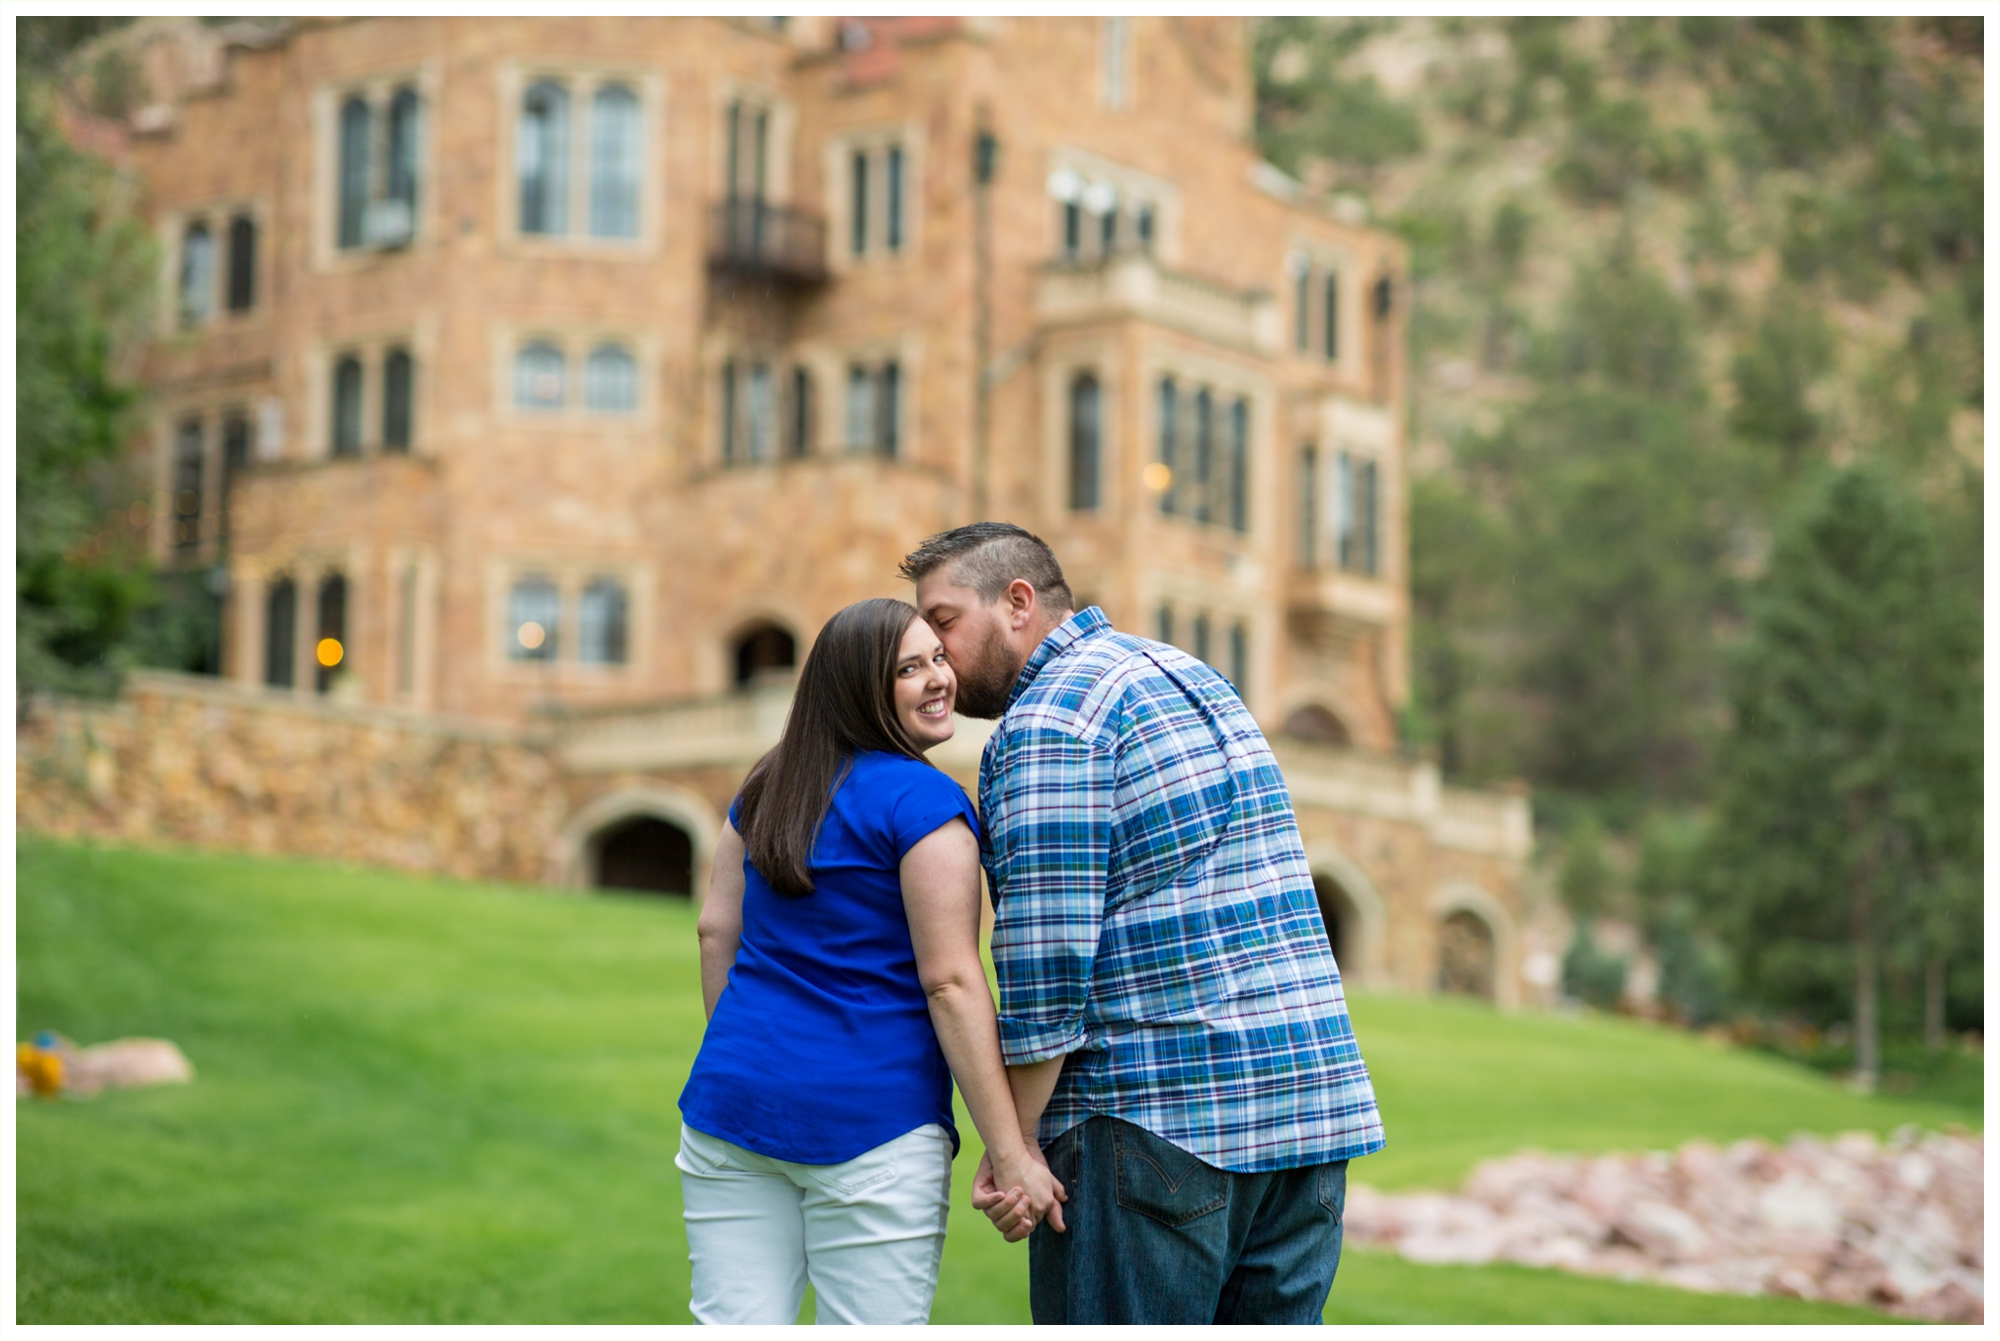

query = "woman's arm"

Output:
[[902, 818, 1066, 1233], [697, 821, 747, 1019]]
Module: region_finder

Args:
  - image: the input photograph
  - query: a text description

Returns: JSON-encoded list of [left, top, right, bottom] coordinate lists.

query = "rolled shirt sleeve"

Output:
[[983, 724, 1116, 1065]]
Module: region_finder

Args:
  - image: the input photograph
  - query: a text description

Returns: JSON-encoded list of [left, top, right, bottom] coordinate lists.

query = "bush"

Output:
[[1562, 927, 1628, 1010]]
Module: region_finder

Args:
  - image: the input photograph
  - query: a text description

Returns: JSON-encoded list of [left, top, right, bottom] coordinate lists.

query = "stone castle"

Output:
[[21, 17, 1542, 1005]]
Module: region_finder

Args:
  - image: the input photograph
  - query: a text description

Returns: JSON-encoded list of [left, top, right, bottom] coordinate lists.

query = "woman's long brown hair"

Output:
[[735, 597, 931, 896]]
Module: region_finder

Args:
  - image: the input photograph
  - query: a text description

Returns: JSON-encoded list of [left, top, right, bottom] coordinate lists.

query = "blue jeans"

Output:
[[1027, 1115, 1348, 1325]]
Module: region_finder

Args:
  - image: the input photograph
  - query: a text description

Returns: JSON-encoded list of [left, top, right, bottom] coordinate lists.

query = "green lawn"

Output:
[[17, 838, 1970, 1324]]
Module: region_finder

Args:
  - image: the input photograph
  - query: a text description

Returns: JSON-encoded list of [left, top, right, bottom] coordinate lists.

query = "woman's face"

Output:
[[893, 617, 957, 752]]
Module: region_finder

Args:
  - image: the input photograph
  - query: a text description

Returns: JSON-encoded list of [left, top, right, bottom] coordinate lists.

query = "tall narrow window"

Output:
[[265, 577, 297, 688], [746, 363, 775, 461], [397, 563, 418, 696], [179, 223, 214, 326], [846, 364, 873, 453], [382, 348, 414, 451], [585, 344, 636, 412], [727, 101, 769, 202], [1374, 275, 1394, 318], [508, 576, 560, 661], [338, 96, 371, 248], [788, 366, 813, 458], [1099, 188, 1119, 253], [1359, 458, 1380, 576], [1228, 397, 1249, 533], [878, 360, 900, 459], [316, 573, 347, 694], [1300, 446, 1319, 567], [1102, 17, 1130, 109], [1192, 387, 1214, 524], [1228, 621, 1248, 696], [225, 214, 256, 312], [1069, 372, 1101, 511], [387, 87, 422, 214], [1336, 450, 1355, 570], [220, 412, 251, 540], [331, 355, 364, 457], [579, 578, 629, 665], [172, 417, 204, 552], [1293, 259, 1310, 353], [850, 151, 869, 256], [519, 81, 571, 235], [719, 359, 737, 463], [590, 84, 641, 238], [1156, 376, 1177, 516], [1323, 272, 1339, 360], [514, 342, 565, 410], [1192, 612, 1211, 665], [1156, 603, 1173, 646], [1134, 200, 1155, 250], [885, 144, 905, 251], [1063, 200, 1082, 258]]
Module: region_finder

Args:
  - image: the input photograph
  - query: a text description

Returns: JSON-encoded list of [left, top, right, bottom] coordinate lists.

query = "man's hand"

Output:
[[973, 1147, 1066, 1242]]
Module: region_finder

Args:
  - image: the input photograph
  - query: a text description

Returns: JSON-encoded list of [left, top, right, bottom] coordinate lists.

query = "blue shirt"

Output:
[[679, 750, 979, 1164], [980, 607, 1386, 1174]]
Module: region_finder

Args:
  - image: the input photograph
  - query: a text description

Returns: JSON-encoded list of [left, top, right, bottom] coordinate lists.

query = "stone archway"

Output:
[[554, 786, 721, 903], [732, 621, 797, 687], [1301, 844, 1386, 988], [1282, 703, 1352, 748], [593, 815, 695, 896], [1428, 882, 1520, 1009]]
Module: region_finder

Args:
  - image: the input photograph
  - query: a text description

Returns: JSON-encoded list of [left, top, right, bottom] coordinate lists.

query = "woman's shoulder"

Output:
[[847, 752, 973, 807]]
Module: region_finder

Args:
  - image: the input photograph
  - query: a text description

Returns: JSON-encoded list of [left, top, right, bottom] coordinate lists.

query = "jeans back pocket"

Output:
[[1112, 1119, 1228, 1228]]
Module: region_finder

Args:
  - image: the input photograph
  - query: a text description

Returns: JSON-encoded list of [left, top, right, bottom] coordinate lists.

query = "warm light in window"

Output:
[[316, 638, 344, 667], [517, 621, 546, 650], [1143, 462, 1172, 491]]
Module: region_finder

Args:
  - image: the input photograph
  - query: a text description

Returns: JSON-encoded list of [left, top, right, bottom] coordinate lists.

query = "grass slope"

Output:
[[18, 839, 1964, 1324]]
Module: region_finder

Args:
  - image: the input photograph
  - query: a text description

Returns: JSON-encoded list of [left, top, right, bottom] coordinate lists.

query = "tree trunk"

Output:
[[1852, 876, 1879, 1091], [1924, 954, 1946, 1055]]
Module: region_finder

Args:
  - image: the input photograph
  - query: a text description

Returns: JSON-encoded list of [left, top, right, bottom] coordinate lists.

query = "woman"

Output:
[[677, 598, 1063, 1325]]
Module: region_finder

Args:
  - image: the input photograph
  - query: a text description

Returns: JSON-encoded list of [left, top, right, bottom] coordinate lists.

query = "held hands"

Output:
[[972, 1145, 1066, 1242]]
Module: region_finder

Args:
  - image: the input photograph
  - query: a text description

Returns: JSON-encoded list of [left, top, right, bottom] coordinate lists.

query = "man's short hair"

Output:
[[898, 522, 1075, 611]]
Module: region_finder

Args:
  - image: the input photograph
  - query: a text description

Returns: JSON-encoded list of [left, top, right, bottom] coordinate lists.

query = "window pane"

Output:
[[1099, 188, 1119, 252], [1063, 201, 1081, 257], [850, 151, 869, 255], [789, 366, 813, 458], [846, 364, 874, 452], [1294, 263, 1310, 352], [1192, 611, 1210, 665], [1229, 622, 1247, 696], [1300, 446, 1318, 567], [338, 97, 370, 248], [520, 81, 570, 235], [265, 577, 297, 687], [382, 348, 414, 450], [1192, 387, 1213, 524], [1069, 373, 1100, 511], [585, 343, 636, 412], [388, 87, 422, 211], [1156, 377, 1177, 515], [508, 576, 560, 660], [1323, 272, 1339, 360], [720, 359, 736, 463], [226, 215, 256, 311], [220, 413, 251, 538], [173, 417, 203, 551], [1134, 200, 1154, 249], [514, 342, 565, 410], [332, 355, 364, 456], [1228, 397, 1249, 533], [590, 84, 641, 238], [315, 573, 347, 694], [879, 361, 899, 458], [746, 363, 774, 461], [1361, 458, 1379, 575], [180, 224, 213, 326], [1336, 451, 1354, 570], [1155, 603, 1172, 646], [885, 144, 904, 251], [579, 578, 628, 664]]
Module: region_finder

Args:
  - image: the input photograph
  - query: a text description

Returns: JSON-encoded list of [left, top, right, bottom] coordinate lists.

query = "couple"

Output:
[[675, 523, 1384, 1325]]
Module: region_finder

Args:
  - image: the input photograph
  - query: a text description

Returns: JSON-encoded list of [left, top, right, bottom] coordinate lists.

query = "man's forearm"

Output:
[[1005, 1054, 1068, 1146]]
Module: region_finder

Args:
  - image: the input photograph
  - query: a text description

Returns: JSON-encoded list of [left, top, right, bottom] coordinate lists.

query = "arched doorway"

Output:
[[1282, 704, 1351, 747], [1312, 873, 1358, 972], [593, 816, 694, 897], [733, 622, 797, 687], [1436, 909, 1497, 1000]]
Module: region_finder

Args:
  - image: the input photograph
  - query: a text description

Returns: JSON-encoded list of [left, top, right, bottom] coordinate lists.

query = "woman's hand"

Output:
[[973, 1146, 1066, 1241]]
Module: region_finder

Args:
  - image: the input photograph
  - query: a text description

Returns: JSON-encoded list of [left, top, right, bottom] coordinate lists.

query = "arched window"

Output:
[[514, 342, 565, 410], [733, 622, 796, 687], [1069, 372, 1101, 511], [179, 223, 214, 326], [225, 214, 256, 311], [382, 348, 414, 451], [508, 576, 560, 661], [519, 81, 571, 235], [387, 87, 422, 212], [590, 84, 641, 238], [337, 96, 371, 248], [579, 578, 629, 664], [1227, 397, 1249, 533], [1282, 704, 1351, 748], [315, 573, 347, 694], [265, 577, 297, 688], [585, 344, 636, 412], [331, 355, 364, 457], [1191, 387, 1214, 524]]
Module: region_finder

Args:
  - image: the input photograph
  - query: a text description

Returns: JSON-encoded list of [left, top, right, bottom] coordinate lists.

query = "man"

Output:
[[899, 522, 1385, 1325]]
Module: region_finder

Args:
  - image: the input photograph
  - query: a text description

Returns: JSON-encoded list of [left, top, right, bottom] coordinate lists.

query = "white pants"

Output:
[[677, 1121, 953, 1325]]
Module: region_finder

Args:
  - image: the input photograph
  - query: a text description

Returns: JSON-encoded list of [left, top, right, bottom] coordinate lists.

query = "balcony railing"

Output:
[[707, 197, 828, 287]]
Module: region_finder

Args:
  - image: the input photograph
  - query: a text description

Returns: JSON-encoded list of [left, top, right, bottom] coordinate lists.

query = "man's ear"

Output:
[[1005, 578, 1038, 631]]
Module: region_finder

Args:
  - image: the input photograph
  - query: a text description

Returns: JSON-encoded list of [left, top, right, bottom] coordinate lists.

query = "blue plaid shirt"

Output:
[[979, 607, 1385, 1173]]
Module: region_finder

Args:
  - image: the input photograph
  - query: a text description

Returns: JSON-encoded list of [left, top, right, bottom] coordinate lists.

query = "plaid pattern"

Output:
[[979, 607, 1386, 1174]]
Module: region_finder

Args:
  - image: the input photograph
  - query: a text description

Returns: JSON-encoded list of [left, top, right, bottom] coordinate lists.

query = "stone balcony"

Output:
[[1284, 563, 1401, 652], [1033, 252, 1280, 354]]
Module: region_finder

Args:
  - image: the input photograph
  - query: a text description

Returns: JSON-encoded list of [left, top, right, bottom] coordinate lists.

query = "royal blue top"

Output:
[[679, 750, 980, 1164]]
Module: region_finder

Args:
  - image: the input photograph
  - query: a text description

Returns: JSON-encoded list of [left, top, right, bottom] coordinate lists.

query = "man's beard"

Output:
[[951, 618, 1024, 720]]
